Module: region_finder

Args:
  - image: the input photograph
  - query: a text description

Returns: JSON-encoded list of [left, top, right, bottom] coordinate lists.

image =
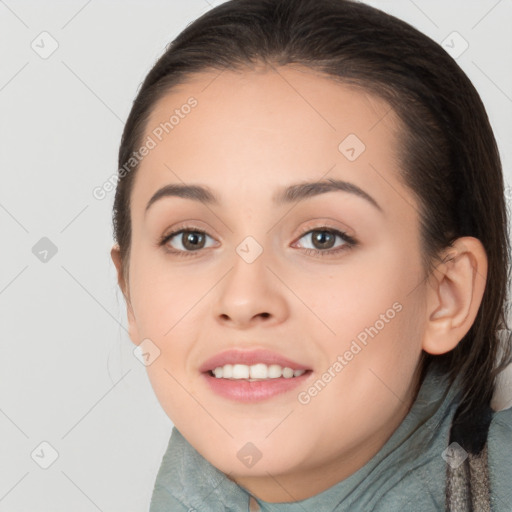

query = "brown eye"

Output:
[[180, 231, 207, 251], [161, 229, 216, 255], [309, 230, 337, 250], [294, 227, 358, 258]]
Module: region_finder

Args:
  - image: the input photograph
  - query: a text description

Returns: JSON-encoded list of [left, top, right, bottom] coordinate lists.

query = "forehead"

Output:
[[131, 64, 413, 216]]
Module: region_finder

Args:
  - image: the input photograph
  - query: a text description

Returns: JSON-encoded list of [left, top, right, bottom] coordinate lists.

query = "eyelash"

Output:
[[158, 223, 358, 259]]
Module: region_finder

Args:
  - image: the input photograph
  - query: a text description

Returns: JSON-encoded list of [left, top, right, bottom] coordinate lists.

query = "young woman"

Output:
[[110, 0, 512, 510]]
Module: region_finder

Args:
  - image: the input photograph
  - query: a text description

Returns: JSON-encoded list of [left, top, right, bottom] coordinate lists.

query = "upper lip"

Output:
[[199, 348, 312, 373]]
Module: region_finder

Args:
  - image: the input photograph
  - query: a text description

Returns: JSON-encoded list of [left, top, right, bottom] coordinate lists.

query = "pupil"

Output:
[[184, 232, 204, 250], [314, 231, 334, 249]]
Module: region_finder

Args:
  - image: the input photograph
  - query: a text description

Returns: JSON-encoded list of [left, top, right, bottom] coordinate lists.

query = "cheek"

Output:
[[311, 242, 422, 351], [128, 247, 207, 337], [295, 300, 424, 452], [303, 246, 425, 418], [145, 360, 192, 428]]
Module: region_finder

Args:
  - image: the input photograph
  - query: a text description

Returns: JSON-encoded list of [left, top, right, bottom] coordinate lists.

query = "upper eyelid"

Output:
[[164, 216, 354, 237], [164, 224, 347, 237]]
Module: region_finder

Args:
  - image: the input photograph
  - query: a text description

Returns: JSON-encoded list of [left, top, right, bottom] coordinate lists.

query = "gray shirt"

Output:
[[149, 363, 512, 511]]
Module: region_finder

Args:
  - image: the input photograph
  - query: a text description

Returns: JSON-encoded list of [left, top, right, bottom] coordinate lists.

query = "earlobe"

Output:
[[421, 237, 488, 355], [110, 245, 127, 298], [110, 244, 140, 345]]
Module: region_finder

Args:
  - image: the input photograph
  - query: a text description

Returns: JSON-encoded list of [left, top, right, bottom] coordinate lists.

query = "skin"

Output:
[[111, 64, 487, 502]]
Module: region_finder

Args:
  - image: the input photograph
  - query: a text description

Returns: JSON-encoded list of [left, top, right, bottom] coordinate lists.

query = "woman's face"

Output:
[[118, 65, 430, 501]]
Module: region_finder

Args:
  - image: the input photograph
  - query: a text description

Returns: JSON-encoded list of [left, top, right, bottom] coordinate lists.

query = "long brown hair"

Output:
[[112, 0, 511, 427]]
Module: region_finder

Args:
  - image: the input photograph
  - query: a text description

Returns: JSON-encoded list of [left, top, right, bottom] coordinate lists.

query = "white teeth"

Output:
[[249, 363, 268, 379], [268, 364, 282, 378], [283, 367, 294, 378], [232, 364, 249, 379], [211, 363, 307, 380]]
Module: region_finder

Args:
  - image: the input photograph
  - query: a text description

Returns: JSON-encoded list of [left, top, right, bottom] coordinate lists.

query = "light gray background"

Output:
[[1, 0, 511, 510]]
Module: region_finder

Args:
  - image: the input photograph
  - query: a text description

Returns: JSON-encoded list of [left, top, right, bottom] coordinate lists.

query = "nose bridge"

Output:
[[227, 231, 272, 293], [227, 199, 274, 268], [213, 228, 288, 325]]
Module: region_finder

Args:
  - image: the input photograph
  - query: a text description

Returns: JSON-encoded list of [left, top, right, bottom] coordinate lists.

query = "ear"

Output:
[[111, 244, 140, 345], [422, 236, 488, 355]]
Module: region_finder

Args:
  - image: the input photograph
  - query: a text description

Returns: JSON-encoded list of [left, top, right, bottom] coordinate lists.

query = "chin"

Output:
[[193, 434, 308, 477]]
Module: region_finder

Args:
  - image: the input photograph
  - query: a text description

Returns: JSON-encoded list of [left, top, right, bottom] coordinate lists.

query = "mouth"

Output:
[[198, 348, 314, 402], [201, 362, 313, 402], [206, 363, 312, 381]]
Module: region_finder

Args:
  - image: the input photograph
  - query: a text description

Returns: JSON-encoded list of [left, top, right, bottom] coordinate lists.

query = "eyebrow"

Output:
[[144, 178, 383, 214]]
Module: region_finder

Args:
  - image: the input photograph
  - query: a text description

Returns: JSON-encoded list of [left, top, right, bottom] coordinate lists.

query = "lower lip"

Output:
[[202, 371, 313, 402]]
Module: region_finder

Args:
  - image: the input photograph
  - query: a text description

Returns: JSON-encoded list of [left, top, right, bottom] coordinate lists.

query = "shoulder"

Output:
[[487, 406, 512, 509]]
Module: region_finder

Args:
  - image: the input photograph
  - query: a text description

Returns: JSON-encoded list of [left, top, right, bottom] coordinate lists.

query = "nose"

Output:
[[213, 248, 289, 329]]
